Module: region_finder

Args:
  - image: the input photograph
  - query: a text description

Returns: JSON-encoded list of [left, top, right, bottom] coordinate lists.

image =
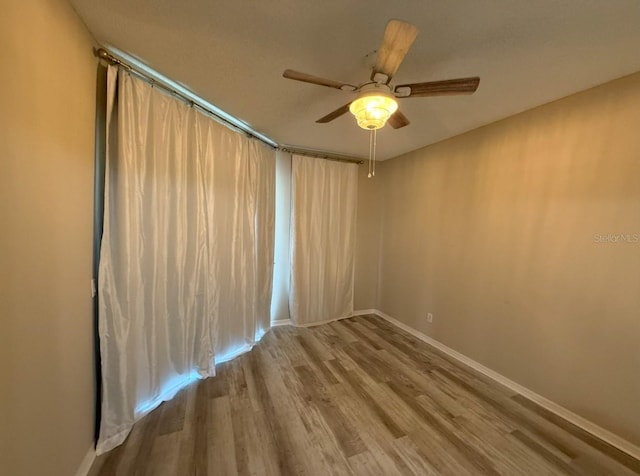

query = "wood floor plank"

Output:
[[91, 315, 640, 475], [511, 393, 640, 474], [314, 324, 350, 351], [204, 365, 228, 399], [258, 341, 353, 475], [385, 379, 501, 475], [299, 327, 335, 360], [89, 437, 126, 476], [511, 429, 583, 476], [295, 364, 367, 458], [328, 358, 406, 439], [280, 370, 354, 475], [341, 319, 384, 350], [207, 396, 237, 476], [192, 381, 209, 475], [330, 320, 365, 345], [454, 413, 568, 476], [435, 366, 581, 460], [295, 335, 340, 385], [406, 424, 480, 476], [229, 390, 266, 476], [131, 401, 164, 475], [570, 454, 636, 476], [157, 389, 187, 436], [145, 432, 180, 476], [174, 382, 198, 474], [248, 349, 302, 475], [390, 436, 440, 476], [347, 451, 387, 475]]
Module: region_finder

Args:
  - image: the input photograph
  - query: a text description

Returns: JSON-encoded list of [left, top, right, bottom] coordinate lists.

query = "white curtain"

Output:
[[97, 67, 275, 454], [289, 154, 358, 326], [270, 150, 292, 322]]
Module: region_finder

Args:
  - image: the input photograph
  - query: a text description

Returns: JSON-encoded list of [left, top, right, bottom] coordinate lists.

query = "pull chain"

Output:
[[368, 128, 378, 178], [372, 128, 377, 177], [368, 129, 373, 178]]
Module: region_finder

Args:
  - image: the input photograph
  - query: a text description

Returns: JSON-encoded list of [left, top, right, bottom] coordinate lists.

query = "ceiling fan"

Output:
[[282, 19, 480, 131]]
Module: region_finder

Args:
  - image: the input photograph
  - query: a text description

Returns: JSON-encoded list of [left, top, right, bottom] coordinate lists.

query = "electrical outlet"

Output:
[[426, 312, 433, 323]]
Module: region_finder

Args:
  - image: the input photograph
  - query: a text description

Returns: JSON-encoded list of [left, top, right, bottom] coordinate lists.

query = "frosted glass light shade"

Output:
[[349, 92, 398, 130]]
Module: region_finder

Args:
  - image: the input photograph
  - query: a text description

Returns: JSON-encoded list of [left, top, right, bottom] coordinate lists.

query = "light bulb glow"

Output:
[[349, 92, 398, 130]]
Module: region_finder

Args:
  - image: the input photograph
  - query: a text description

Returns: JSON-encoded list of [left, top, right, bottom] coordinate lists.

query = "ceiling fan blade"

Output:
[[316, 103, 352, 123], [395, 77, 480, 97], [388, 109, 410, 129], [372, 20, 418, 81], [283, 69, 356, 91]]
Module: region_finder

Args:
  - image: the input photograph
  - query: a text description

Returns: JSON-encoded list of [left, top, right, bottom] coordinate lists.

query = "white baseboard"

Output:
[[370, 309, 640, 462], [272, 309, 376, 328], [291, 314, 352, 328], [351, 309, 377, 317], [271, 318, 292, 327], [74, 445, 96, 476]]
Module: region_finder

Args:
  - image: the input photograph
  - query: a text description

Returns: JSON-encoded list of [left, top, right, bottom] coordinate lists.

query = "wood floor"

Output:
[[89, 314, 640, 475]]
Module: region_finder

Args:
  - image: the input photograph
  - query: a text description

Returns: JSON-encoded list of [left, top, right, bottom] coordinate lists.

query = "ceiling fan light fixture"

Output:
[[349, 91, 398, 130]]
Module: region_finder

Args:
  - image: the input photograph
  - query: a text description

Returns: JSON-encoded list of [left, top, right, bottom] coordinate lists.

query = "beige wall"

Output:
[[0, 1, 97, 475], [367, 72, 640, 445], [354, 164, 383, 310]]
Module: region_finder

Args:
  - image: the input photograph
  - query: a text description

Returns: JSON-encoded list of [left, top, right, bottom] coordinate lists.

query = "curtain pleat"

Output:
[[289, 155, 358, 326], [97, 67, 275, 454]]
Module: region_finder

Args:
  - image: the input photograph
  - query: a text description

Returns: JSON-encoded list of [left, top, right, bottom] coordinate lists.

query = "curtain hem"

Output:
[[96, 329, 271, 455]]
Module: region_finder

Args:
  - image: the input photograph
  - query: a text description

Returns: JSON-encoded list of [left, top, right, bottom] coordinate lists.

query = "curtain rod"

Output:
[[280, 147, 364, 165], [95, 48, 277, 148], [94, 47, 363, 166]]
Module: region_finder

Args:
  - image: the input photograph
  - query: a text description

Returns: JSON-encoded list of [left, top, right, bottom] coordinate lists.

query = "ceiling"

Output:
[[70, 0, 640, 160]]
